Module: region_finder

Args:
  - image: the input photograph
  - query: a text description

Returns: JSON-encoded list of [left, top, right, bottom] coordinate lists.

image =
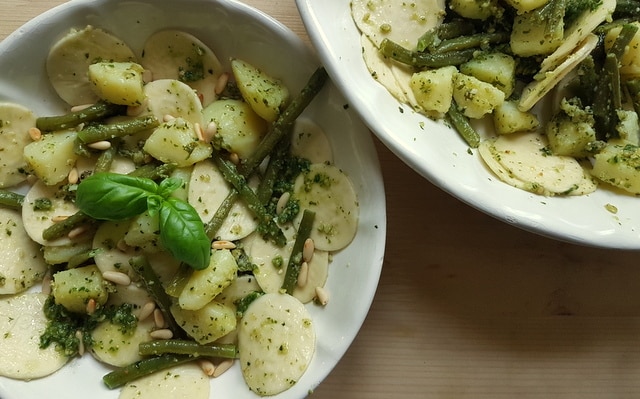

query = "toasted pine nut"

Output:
[[198, 359, 216, 376], [41, 272, 52, 295], [297, 261, 309, 288], [153, 308, 166, 329], [315, 286, 329, 306], [138, 301, 156, 321], [163, 114, 176, 122], [86, 298, 97, 315], [102, 270, 131, 286], [76, 330, 85, 356], [67, 225, 88, 239], [71, 103, 93, 113], [75, 123, 85, 131], [229, 152, 240, 165], [51, 215, 70, 223], [213, 359, 234, 378], [302, 238, 315, 263], [67, 168, 79, 184], [276, 192, 290, 215], [150, 329, 173, 340], [28, 126, 42, 141], [87, 140, 112, 150], [194, 122, 205, 141], [215, 72, 230, 95], [212, 240, 236, 250], [204, 121, 217, 142]]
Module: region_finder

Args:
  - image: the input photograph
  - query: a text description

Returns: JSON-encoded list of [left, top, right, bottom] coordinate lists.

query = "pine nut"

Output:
[[76, 330, 85, 356], [67, 225, 88, 239], [102, 270, 131, 286], [213, 359, 234, 378], [194, 122, 205, 141], [28, 126, 42, 141], [198, 359, 216, 376], [87, 140, 112, 150], [75, 123, 85, 131], [204, 121, 217, 142], [51, 215, 69, 223], [41, 272, 52, 295], [153, 308, 166, 329], [149, 329, 173, 340], [116, 238, 131, 253], [86, 298, 97, 314], [229, 152, 240, 165], [215, 72, 230, 95], [67, 168, 79, 184], [276, 192, 290, 215], [142, 69, 153, 84], [302, 238, 314, 263], [315, 286, 329, 306], [297, 261, 309, 288], [70, 103, 93, 113], [212, 240, 236, 250], [163, 114, 176, 122], [138, 301, 156, 321]]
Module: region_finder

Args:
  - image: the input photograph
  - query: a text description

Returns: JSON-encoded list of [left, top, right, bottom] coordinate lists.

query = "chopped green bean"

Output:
[[204, 190, 239, 240], [417, 19, 474, 52], [380, 38, 476, 68], [103, 354, 193, 389], [94, 144, 118, 173], [36, 101, 125, 132], [41, 211, 93, 241], [446, 101, 480, 148], [281, 209, 315, 294], [138, 340, 238, 358], [0, 189, 24, 210], [77, 115, 158, 144], [609, 23, 639, 60], [432, 32, 509, 54]]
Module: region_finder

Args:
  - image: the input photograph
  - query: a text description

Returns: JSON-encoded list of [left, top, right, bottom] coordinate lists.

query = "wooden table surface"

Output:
[[3, 1, 640, 398]]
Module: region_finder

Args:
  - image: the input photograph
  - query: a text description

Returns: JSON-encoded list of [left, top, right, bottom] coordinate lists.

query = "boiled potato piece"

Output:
[[178, 249, 238, 311], [23, 129, 78, 185], [449, 0, 500, 20], [238, 292, 315, 396], [453, 73, 505, 119], [88, 61, 145, 106], [0, 102, 35, 188], [460, 52, 516, 98], [0, 207, 47, 294], [510, 10, 563, 57], [591, 144, 640, 194], [143, 117, 212, 167], [231, 59, 289, 123], [141, 29, 223, 107], [504, 0, 549, 13], [0, 292, 68, 379], [51, 264, 109, 313], [202, 99, 267, 159], [493, 100, 539, 135], [410, 66, 457, 114], [46, 26, 136, 106], [293, 163, 360, 251], [171, 301, 236, 344]]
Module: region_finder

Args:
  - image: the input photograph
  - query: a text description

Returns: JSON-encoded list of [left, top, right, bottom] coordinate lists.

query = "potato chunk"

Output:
[[88, 61, 145, 106], [231, 58, 289, 122]]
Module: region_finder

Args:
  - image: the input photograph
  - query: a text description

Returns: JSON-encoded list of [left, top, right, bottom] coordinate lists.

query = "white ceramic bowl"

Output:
[[0, 0, 386, 398], [297, 0, 640, 249]]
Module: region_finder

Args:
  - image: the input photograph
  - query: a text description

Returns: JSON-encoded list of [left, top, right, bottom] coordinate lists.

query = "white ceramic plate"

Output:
[[297, 0, 640, 249], [0, 0, 386, 398]]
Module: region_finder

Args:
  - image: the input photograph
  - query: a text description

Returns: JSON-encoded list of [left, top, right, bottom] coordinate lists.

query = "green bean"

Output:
[[138, 340, 238, 358], [237, 67, 328, 176], [281, 209, 315, 294], [94, 144, 118, 173], [41, 211, 93, 241], [380, 38, 476, 68], [446, 101, 480, 148], [103, 354, 193, 389], [614, 0, 640, 18], [164, 262, 193, 297], [609, 23, 639, 60], [126, 163, 176, 180], [77, 115, 158, 144], [129, 256, 184, 337], [417, 19, 474, 52], [204, 189, 239, 240], [433, 32, 510, 54], [593, 54, 621, 140], [0, 189, 24, 209], [36, 101, 125, 132], [255, 140, 289, 205], [625, 78, 640, 115], [213, 150, 287, 247]]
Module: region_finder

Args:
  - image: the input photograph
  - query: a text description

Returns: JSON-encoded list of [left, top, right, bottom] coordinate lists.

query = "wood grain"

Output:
[[2, 1, 640, 398]]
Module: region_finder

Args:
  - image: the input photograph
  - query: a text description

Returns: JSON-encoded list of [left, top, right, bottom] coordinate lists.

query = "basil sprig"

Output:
[[76, 172, 210, 270]]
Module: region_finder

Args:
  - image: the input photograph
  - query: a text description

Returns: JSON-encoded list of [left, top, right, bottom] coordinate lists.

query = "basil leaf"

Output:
[[158, 197, 211, 270], [158, 177, 182, 199], [76, 173, 159, 220]]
